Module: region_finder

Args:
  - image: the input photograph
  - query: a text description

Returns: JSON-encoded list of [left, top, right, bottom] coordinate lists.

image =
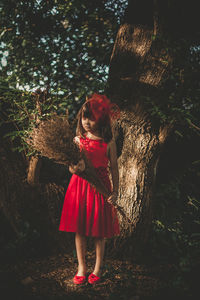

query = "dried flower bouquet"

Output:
[[27, 114, 133, 225]]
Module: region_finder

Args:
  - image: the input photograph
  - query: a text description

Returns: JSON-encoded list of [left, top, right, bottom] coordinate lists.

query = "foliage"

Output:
[[0, 0, 127, 101], [144, 37, 200, 136], [0, 78, 74, 154], [0, 0, 128, 150], [147, 159, 200, 294]]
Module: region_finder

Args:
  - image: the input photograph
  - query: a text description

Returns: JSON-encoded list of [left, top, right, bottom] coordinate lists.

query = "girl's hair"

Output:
[[76, 94, 115, 143]]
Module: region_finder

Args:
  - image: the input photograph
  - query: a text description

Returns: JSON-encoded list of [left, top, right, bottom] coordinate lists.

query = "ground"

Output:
[[0, 250, 177, 300]]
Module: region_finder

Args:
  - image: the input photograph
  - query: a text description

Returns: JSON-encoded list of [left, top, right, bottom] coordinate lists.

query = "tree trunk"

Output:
[[107, 2, 174, 251], [113, 109, 170, 242], [27, 156, 42, 186], [27, 92, 44, 186]]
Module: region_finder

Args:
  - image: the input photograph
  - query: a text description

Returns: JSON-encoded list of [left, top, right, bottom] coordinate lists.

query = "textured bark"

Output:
[[107, 2, 174, 249], [113, 109, 171, 244], [27, 92, 43, 186], [108, 23, 171, 103], [27, 156, 42, 186]]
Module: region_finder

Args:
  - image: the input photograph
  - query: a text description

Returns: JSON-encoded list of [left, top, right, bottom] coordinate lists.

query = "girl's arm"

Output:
[[69, 136, 85, 174], [107, 139, 119, 204]]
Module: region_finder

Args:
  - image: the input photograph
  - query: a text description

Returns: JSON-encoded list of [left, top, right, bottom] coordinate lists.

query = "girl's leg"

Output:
[[75, 233, 87, 276], [93, 237, 106, 277]]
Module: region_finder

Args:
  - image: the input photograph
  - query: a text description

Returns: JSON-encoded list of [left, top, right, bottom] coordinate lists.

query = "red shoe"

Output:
[[88, 273, 101, 284], [73, 272, 86, 285]]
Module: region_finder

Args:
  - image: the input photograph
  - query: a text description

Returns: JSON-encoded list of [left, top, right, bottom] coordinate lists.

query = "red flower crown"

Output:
[[85, 93, 120, 122]]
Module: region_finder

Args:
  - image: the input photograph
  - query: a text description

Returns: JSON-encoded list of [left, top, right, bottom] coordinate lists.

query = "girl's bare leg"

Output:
[[93, 238, 106, 277], [75, 233, 87, 276]]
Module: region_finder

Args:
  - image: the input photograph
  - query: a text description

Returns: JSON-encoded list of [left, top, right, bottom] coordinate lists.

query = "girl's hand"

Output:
[[107, 192, 118, 205], [69, 159, 85, 174]]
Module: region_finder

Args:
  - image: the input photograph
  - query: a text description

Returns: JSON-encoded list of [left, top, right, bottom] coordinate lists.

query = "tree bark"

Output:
[[27, 92, 44, 186], [107, 1, 174, 250], [27, 156, 42, 186], [113, 109, 171, 242]]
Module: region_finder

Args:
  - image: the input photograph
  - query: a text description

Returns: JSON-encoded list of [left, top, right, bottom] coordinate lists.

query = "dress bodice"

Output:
[[79, 136, 109, 169]]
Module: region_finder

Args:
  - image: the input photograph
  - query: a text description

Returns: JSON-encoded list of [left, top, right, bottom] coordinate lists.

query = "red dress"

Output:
[[59, 136, 120, 238]]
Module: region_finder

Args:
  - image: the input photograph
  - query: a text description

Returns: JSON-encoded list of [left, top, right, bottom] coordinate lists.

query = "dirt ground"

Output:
[[0, 250, 179, 300]]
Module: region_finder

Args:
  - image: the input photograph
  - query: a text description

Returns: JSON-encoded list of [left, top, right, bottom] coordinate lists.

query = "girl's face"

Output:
[[81, 114, 98, 134]]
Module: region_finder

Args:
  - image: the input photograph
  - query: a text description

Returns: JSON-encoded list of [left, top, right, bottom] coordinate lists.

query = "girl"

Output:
[[59, 93, 120, 285]]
